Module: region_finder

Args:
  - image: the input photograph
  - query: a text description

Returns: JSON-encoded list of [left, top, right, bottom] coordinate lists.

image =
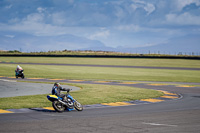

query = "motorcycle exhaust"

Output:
[[58, 99, 73, 109], [58, 99, 68, 105]]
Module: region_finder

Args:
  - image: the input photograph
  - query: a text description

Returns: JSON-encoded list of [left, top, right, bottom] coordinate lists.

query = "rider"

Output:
[[52, 82, 70, 101], [15, 65, 23, 74]]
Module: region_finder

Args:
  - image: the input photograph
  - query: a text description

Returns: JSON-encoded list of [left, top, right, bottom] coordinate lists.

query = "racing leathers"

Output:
[[15, 65, 23, 74], [52, 85, 70, 101]]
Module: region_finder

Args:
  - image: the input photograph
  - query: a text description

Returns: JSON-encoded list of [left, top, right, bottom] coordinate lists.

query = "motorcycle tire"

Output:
[[74, 100, 83, 111], [66, 97, 74, 109], [52, 100, 66, 112], [21, 74, 24, 79]]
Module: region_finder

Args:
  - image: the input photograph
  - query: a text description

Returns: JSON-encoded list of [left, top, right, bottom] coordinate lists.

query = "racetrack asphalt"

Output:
[[0, 61, 200, 133], [0, 79, 80, 98], [0, 77, 200, 132]]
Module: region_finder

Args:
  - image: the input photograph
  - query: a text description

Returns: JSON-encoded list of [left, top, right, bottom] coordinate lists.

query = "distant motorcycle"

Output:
[[15, 70, 25, 79], [47, 89, 83, 112]]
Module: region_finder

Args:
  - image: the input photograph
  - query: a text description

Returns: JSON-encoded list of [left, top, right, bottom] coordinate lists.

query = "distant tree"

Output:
[[8, 50, 21, 53]]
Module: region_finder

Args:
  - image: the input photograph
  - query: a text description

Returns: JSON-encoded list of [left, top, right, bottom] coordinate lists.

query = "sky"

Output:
[[0, 0, 200, 54]]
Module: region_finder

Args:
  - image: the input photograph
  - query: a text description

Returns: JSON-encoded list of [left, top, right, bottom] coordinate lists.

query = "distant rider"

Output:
[[15, 65, 23, 74], [52, 82, 70, 101]]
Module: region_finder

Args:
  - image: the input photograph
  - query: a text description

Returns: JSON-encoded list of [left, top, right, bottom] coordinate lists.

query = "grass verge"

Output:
[[1, 57, 200, 68], [0, 83, 163, 109], [0, 64, 200, 83]]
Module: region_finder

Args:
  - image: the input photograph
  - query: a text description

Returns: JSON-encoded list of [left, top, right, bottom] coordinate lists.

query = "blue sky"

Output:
[[0, 0, 200, 53]]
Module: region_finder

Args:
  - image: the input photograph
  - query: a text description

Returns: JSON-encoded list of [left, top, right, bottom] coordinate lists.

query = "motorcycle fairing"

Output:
[[15, 72, 22, 76], [47, 95, 62, 102], [67, 94, 74, 101], [47, 95, 75, 111]]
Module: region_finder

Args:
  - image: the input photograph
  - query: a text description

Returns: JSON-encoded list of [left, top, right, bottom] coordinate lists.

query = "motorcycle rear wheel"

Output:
[[74, 101, 83, 111], [52, 101, 66, 112]]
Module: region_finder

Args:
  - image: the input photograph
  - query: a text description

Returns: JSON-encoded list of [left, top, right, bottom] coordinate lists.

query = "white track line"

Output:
[[142, 122, 178, 127], [0, 79, 16, 82]]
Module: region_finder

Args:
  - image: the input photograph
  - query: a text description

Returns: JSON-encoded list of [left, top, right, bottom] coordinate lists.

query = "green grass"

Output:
[[0, 57, 197, 109], [0, 63, 200, 83], [0, 83, 163, 110], [0, 57, 200, 68]]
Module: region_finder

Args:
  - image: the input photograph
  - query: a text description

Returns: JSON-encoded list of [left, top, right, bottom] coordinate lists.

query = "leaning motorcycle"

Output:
[[15, 70, 25, 79], [47, 89, 83, 112]]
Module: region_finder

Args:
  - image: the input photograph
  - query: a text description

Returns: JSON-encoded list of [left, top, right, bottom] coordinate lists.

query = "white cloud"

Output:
[[130, 0, 155, 15], [68, 0, 74, 4], [52, 12, 66, 25], [5, 35, 15, 38], [116, 24, 140, 32], [1, 20, 64, 36], [1, 0, 200, 52], [89, 29, 110, 40], [144, 3, 155, 15], [37, 7, 46, 13], [166, 12, 200, 25], [25, 13, 44, 23], [5, 5, 12, 9], [115, 6, 125, 19], [0, 12, 69, 36], [130, 3, 137, 11], [175, 0, 200, 11], [133, 0, 145, 4]]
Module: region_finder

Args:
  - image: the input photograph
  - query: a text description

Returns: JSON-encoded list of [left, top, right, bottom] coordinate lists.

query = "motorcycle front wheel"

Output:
[[74, 100, 83, 111], [52, 101, 65, 112], [21, 73, 25, 79]]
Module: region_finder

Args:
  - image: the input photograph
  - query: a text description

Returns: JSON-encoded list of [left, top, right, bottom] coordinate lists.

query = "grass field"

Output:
[[0, 57, 200, 68], [0, 83, 163, 109], [0, 57, 200, 83], [0, 63, 199, 83], [0, 57, 199, 109]]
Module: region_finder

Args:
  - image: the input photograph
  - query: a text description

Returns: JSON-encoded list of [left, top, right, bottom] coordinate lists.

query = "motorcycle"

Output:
[[47, 89, 83, 112], [15, 70, 25, 79]]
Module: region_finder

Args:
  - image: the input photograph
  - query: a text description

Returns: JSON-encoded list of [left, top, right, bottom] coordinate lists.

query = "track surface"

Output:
[[0, 79, 80, 98], [0, 77, 200, 133], [0, 62, 200, 132]]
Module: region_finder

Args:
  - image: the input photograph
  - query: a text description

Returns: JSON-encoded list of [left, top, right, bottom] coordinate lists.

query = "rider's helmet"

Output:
[[54, 82, 60, 87]]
